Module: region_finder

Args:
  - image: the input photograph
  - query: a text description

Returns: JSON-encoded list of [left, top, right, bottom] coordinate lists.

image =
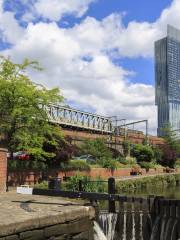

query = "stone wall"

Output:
[[0, 217, 93, 240], [0, 148, 7, 192]]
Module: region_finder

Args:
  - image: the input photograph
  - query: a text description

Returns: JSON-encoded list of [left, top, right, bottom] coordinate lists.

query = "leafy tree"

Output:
[[130, 144, 154, 163], [162, 124, 180, 152], [159, 125, 180, 168], [0, 57, 64, 165], [80, 138, 112, 161], [99, 158, 118, 175]]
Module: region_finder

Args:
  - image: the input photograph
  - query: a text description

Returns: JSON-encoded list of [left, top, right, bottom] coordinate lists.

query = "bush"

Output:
[[34, 181, 48, 189], [158, 145, 177, 168], [117, 157, 126, 164], [139, 161, 154, 172], [130, 144, 154, 163], [64, 175, 107, 192], [61, 160, 91, 172], [80, 139, 112, 161], [100, 158, 118, 172]]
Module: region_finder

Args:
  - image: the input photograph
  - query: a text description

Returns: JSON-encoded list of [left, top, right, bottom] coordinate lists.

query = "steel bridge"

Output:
[[46, 105, 150, 139], [47, 105, 113, 133]]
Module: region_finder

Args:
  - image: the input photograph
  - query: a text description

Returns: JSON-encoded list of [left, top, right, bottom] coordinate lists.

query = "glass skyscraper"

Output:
[[155, 25, 180, 136]]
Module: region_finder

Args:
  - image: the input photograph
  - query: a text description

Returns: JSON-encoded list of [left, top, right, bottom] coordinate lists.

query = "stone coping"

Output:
[[0, 148, 8, 152], [0, 192, 95, 237]]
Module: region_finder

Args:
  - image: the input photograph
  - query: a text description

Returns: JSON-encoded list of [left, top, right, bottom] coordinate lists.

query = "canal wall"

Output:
[[0, 193, 95, 240], [0, 148, 7, 192]]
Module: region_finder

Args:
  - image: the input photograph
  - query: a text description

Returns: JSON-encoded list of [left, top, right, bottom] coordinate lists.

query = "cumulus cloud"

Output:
[[1, 0, 180, 134], [22, 0, 96, 22]]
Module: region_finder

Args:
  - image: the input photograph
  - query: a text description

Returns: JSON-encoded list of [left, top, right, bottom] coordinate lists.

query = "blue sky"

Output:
[[0, 0, 179, 134]]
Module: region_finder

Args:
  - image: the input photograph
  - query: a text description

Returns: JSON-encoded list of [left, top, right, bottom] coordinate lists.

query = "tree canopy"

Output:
[[0, 57, 64, 165]]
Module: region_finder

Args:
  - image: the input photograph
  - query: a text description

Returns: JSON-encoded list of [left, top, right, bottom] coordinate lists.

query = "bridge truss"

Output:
[[47, 105, 112, 133]]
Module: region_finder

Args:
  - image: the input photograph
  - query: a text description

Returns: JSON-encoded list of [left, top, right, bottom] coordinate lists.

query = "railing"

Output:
[[47, 105, 113, 133]]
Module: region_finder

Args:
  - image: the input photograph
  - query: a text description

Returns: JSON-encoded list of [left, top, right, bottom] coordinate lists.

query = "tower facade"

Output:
[[155, 25, 180, 136]]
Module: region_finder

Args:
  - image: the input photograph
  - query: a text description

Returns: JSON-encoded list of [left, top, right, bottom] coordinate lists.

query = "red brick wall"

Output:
[[8, 167, 169, 186], [0, 148, 7, 192]]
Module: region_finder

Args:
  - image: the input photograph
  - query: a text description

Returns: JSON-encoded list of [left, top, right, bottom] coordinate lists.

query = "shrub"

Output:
[[34, 181, 48, 189], [117, 157, 126, 164], [80, 139, 112, 161], [61, 160, 91, 172], [139, 161, 154, 172], [100, 158, 118, 172], [64, 175, 107, 192], [130, 144, 154, 163]]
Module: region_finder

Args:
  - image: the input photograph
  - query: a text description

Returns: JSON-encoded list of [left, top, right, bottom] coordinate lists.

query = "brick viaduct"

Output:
[[62, 127, 164, 153]]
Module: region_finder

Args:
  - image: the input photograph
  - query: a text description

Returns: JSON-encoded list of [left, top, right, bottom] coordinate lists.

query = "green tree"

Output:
[[0, 57, 63, 164], [130, 144, 154, 163], [162, 124, 180, 153], [80, 138, 112, 161], [158, 124, 180, 168]]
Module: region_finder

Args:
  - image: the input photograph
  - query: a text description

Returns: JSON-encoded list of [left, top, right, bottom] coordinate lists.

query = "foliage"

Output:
[[130, 144, 154, 163], [80, 138, 112, 162], [153, 146, 163, 162], [159, 125, 180, 168], [116, 174, 179, 193], [8, 158, 47, 170], [64, 174, 107, 192], [122, 140, 131, 157], [45, 136, 80, 168], [34, 181, 48, 189], [61, 160, 91, 172], [138, 161, 155, 172], [0, 57, 64, 165], [158, 145, 177, 168], [100, 158, 118, 172], [162, 124, 180, 152]]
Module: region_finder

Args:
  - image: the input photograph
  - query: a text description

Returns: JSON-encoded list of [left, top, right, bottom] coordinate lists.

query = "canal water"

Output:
[[125, 185, 180, 199]]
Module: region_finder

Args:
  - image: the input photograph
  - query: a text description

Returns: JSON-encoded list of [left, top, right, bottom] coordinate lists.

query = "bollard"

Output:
[[108, 177, 116, 213], [48, 177, 61, 190]]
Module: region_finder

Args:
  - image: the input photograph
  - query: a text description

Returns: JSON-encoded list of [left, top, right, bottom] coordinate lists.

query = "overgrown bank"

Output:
[[116, 173, 180, 192]]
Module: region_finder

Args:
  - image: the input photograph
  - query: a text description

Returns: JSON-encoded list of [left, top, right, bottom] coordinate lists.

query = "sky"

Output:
[[0, 0, 179, 135]]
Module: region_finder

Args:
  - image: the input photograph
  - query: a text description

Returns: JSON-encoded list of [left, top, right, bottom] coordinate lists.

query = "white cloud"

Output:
[[0, 1, 24, 44], [1, 0, 180, 135], [22, 0, 96, 22]]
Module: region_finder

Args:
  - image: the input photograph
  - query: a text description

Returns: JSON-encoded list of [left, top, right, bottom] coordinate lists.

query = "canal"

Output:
[[123, 185, 180, 199]]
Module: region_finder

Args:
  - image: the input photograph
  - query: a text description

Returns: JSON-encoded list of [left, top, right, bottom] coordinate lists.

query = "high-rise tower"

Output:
[[155, 25, 180, 136]]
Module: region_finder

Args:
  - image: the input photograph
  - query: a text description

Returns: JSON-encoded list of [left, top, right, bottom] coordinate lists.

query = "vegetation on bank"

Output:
[[116, 173, 180, 192], [35, 173, 180, 194]]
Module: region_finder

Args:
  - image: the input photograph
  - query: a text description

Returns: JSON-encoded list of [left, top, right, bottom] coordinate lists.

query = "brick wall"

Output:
[[0, 148, 7, 192], [8, 167, 169, 186]]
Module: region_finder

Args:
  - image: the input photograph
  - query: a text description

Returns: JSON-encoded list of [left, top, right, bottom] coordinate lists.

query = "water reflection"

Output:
[[124, 185, 180, 199]]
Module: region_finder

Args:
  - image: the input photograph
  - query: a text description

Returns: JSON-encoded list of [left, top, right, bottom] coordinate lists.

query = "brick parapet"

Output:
[[0, 148, 7, 193]]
